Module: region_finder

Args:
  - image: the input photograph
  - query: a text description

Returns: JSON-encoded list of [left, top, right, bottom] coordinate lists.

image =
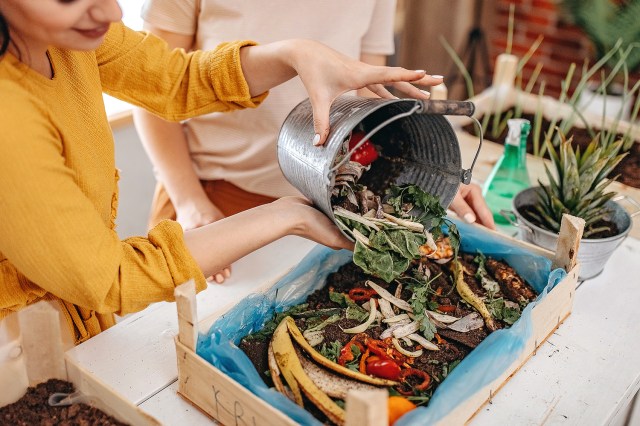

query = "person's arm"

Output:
[[132, 25, 231, 283], [0, 89, 352, 314], [238, 39, 440, 145], [132, 26, 223, 231], [99, 23, 441, 146], [183, 197, 352, 276]]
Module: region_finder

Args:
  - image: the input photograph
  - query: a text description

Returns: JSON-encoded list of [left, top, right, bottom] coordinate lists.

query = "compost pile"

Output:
[[238, 131, 538, 425], [0, 379, 128, 426]]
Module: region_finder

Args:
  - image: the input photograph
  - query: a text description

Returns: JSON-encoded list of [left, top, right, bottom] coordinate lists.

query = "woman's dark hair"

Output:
[[0, 12, 10, 57]]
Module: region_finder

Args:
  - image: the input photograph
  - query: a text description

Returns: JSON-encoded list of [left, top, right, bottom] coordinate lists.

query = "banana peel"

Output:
[[453, 259, 498, 331], [267, 342, 294, 402], [285, 316, 398, 387], [271, 319, 345, 425], [271, 321, 304, 406]]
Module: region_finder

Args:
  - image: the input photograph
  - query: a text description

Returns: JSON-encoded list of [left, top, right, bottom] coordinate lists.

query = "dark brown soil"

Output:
[[0, 379, 128, 426], [462, 110, 640, 189]]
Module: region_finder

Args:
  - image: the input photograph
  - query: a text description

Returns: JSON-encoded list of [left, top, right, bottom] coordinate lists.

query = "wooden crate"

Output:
[[174, 216, 584, 426], [1, 302, 160, 426]]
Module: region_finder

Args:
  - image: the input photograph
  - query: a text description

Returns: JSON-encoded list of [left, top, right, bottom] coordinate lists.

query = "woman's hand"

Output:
[[286, 40, 444, 146], [275, 197, 355, 251], [448, 183, 496, 230], [239, 39, 444, 146], [176, 200, 232, 284]]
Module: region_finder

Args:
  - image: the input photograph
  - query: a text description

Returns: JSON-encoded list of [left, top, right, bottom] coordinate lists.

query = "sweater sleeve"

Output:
[[96, 22, 268, 121], [0, 84, 206, 315]]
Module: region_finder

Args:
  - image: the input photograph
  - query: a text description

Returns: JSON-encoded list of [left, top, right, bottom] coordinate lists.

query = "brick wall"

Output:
[[489, 0, 640, 98]]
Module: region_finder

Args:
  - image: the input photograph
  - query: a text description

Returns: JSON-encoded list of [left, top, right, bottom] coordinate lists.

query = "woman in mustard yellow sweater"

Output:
[[0, 0, 440, 344]]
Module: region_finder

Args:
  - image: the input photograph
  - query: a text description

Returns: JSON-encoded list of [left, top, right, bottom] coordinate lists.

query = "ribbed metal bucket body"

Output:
[[513, 187, 632, 280], [277, 96, 463, 221]]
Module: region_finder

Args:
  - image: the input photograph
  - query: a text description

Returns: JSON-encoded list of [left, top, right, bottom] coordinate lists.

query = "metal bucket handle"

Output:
[[500, 209, 534, 235], [328, 99, 483, 185], [613, 194, 640, 218]]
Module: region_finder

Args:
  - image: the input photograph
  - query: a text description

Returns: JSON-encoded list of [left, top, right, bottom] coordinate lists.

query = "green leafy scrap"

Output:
[[473, 252, 500, 298], [319, 341, 343, 363], [345, 344, 361, 372], [485, 297, 521, 325], [385, 184, 461, 257], [409, 273, 442, 341], [244, 303, 309, 341], [353, 240, 412, 283]]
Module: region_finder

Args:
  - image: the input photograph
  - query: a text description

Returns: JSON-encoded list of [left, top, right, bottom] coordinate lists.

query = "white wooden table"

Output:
[[66, 234, 640, 426]]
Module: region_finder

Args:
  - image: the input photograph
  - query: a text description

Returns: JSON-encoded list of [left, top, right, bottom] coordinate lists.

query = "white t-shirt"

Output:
[[141, 0, 396, 197]]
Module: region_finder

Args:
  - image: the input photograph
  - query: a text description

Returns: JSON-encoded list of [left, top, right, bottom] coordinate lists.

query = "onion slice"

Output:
[[407, 333, 440, 351], [392, 338, 423, 357], [366, 280, 412, 312], [377, 298, 396, 319], [392, 321, 420, 339], [380, 324, 403, 339], [342, 300, 377, 334], [426, 310, 459, 324], [383, 314, 410, 323]]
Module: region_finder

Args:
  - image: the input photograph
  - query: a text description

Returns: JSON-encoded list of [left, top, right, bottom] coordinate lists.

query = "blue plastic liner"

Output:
[[197, 220, 566, 425]]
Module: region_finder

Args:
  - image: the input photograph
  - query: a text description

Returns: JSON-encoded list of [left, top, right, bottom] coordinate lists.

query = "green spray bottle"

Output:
[[482, 118, 531, 233]]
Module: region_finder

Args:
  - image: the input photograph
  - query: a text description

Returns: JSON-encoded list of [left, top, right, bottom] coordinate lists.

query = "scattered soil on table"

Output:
[[462, 110, 640, 189], [0, 379, 128, 426]]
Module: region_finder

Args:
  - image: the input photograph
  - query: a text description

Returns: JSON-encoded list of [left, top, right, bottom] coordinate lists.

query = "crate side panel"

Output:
[[175, 340, 296, 426]]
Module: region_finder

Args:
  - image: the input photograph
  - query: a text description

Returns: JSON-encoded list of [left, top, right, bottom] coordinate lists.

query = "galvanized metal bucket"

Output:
[[277, 95, 481, 232], [504, 186, 637, 280]]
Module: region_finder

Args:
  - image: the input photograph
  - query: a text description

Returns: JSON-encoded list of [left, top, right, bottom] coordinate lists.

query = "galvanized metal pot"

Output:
[[277, 96, 481, 234], [508, 186, 635, 280]]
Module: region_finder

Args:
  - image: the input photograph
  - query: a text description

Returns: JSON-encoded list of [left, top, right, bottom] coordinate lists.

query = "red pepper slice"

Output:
[[348, 131, 378, 166], [437, 304, 457, 313], [366, 339, 392, 359], [348, 287, 377, 302], [366, 358, 402, 381], [399, 368, 431, 391], [337, 339, 366, 366]]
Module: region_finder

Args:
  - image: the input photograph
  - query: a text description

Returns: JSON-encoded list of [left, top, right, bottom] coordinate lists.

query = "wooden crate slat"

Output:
[[175, 339, 297, 426]]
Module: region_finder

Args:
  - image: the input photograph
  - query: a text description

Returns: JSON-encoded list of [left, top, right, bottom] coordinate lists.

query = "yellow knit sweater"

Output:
[[0, 22, 267, 344]]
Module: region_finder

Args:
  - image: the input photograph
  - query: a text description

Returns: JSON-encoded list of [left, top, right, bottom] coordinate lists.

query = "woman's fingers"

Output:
[[365, 84, 397, 99], [449, 184, 496, 230], [211, 266, 232, 284], [307, 69, 445, 146]]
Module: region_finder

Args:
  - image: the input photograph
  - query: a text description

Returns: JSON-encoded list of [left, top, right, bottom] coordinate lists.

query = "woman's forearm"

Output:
[[183, 197, 353, 277], [133, 109, 210, 209], [239, 40, 298, 97], [182, 201, 296, 276]]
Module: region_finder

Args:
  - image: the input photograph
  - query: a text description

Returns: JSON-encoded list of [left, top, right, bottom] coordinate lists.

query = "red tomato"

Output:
[[348, 131, 378, 166], [366, 358, 402, 381]]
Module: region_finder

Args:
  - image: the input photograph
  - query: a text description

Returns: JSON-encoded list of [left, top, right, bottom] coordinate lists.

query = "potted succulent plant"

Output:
[[508, 132, 636, 279]]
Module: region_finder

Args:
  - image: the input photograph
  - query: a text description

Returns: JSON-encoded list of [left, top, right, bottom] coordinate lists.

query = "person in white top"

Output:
[[134, 0, 495, 283]]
